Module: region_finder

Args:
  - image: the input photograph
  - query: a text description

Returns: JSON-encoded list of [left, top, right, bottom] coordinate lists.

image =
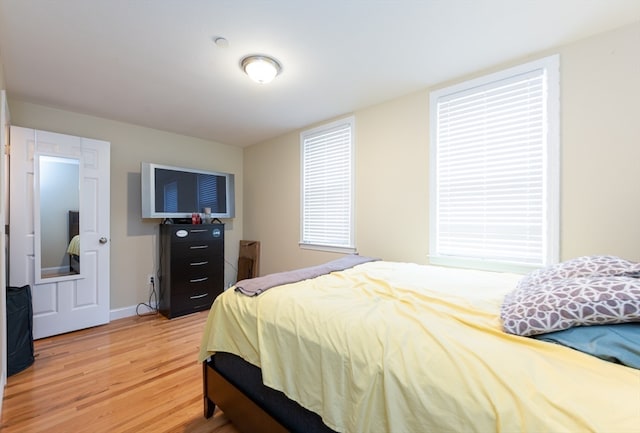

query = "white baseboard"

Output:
[[110, 302, 158, 321]]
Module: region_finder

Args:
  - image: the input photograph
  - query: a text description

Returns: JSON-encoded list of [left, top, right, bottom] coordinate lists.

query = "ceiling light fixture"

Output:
[[241, 55, 282, 84]]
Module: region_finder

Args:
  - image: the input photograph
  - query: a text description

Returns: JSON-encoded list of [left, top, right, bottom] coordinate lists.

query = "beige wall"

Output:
[[244, 21, 640, 275], [0, 53, 5, 90], [8, 100, 244, 311], [560, 22, 640, 259], [243, 131, 310, 271], [5, 21, 639, 306]]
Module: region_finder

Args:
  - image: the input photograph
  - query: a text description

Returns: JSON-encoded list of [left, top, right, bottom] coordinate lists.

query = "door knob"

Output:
[[99, 237, 108, 244]]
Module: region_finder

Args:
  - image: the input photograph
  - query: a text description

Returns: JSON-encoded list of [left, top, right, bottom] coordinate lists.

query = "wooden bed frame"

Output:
[[203, 361, 288, 433], [203, 353, 337, 433]]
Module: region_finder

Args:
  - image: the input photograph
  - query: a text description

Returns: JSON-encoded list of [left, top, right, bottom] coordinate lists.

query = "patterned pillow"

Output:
[[517, 255, 640, 289], [501, 256, 640, 336]]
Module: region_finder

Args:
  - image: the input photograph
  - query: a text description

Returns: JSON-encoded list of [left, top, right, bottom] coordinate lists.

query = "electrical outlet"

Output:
[[147, 274, 155, 285]]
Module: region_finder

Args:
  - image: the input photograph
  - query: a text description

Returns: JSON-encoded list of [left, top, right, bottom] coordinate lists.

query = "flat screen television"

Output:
[[141, 162, 235, 219]]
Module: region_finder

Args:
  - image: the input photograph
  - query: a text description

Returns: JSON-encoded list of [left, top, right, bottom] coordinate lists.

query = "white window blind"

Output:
[[164, 181, 178, 213], [300, 117, 355, 252], [430, 55, 559, 272], [198, 174, 219, 211]]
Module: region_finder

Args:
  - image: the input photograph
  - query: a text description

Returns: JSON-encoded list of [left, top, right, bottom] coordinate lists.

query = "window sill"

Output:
[[299, 243, 356, 254], [428, 255, 541, 274]]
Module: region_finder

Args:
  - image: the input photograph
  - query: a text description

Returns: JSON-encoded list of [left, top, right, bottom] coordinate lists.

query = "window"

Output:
[[300, 117, 355, 253], [429, 55, 559, 272]]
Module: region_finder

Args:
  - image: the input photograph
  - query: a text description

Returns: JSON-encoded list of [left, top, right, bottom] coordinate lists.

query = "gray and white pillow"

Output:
[[517, 255, 640, 288], [501, 256, 640, 336]]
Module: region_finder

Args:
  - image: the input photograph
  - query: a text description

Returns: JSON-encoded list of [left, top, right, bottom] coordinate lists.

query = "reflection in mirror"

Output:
[[38, 155, 80, 279]]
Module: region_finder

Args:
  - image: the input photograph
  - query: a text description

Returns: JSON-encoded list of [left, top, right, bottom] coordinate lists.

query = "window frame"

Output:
[[429, 55, 560, 273], [299, 116, 356, 253]]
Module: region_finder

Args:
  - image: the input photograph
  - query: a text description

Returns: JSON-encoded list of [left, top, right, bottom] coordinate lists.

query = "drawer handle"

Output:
[[190, 229, 207, 233], [190, 261, 209, 266], [190, 277, 209, 283], [190, 293, 209, 300], [190, 245, 209, 250]]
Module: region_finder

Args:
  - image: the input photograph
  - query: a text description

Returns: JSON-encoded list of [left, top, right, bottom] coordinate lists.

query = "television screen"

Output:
[[141, 162, 235, 219]]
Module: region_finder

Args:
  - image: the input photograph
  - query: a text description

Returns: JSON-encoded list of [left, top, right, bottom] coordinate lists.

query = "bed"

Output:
[[199, 257, 640, 432]]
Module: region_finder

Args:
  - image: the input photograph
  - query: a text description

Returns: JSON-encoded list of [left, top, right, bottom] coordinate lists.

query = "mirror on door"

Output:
[[35, 154, 82, 282]]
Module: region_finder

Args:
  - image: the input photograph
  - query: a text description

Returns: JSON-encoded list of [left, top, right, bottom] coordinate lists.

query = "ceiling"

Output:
[[1, 1, 639, 148]]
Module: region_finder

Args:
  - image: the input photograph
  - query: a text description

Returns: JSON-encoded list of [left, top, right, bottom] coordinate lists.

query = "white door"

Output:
[[9, 126, 110, 339]]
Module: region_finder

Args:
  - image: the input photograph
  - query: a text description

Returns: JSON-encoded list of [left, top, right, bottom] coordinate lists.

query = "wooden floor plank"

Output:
[[1, 311, 239, 433]]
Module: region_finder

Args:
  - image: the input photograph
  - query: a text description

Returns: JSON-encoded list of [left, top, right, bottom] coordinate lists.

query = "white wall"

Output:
[[244, 21, 640, 275], [8, 100, 244, 312]]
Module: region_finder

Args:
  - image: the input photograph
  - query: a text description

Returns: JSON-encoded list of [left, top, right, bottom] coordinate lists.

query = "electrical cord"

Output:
[[136, 277, 159, 316], [223, 257, 239, 289], [224, 257, 238, 274], [137, 223, 164, 317]]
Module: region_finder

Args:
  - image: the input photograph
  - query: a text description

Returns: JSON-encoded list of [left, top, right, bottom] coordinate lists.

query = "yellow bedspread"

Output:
[[67, 234, 80, 256], [199, 261, 640, 433]]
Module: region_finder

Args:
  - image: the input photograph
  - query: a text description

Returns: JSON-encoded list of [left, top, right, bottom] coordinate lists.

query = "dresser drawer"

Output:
[[169, 290, 217, 316], [169, 266, 222, 292], [170, 240, 223, 258], [164, 225, 224, 243], [170, 253, 222, 278]]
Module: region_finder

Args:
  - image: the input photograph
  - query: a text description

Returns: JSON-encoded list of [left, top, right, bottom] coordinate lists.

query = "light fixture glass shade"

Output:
[[241, 55, 281, 84]]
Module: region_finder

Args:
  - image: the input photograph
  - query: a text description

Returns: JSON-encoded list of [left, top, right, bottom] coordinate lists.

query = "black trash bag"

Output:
[[7, 285, 34, 376]]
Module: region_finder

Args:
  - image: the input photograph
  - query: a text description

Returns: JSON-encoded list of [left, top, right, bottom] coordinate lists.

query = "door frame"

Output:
[[0, 90, 10, 415]]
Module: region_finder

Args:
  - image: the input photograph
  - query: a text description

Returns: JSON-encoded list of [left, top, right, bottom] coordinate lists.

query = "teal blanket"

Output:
[[534, 323, 640, 369]]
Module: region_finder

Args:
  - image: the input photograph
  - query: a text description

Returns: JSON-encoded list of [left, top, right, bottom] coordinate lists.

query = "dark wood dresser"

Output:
[[159, 223, 224, 318]]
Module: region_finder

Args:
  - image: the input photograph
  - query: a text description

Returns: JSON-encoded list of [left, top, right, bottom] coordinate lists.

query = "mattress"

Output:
[[199, 261, 640, 432]]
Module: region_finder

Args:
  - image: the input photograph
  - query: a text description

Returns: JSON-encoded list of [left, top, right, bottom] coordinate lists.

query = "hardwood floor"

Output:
[[1, 311, 241, 433]]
